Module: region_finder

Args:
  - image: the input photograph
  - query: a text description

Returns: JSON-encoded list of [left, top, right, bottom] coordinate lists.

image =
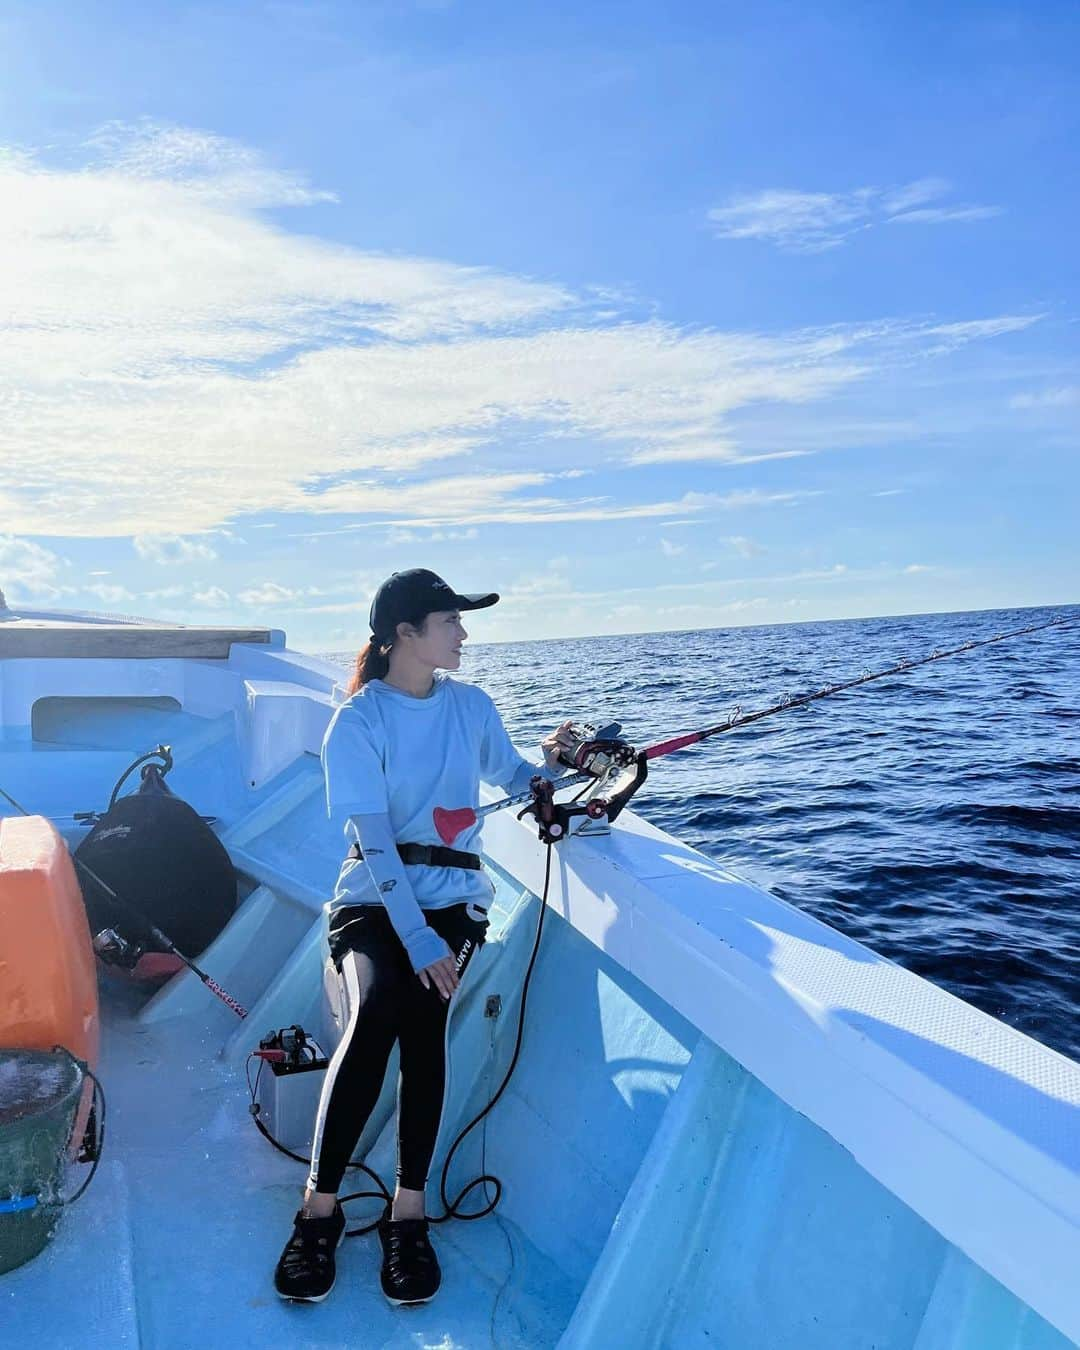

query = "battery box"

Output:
[[254, 1054, 329, 1156]]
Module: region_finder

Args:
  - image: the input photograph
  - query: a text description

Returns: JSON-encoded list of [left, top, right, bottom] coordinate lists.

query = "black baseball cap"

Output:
[[369, 569, 499, 642]]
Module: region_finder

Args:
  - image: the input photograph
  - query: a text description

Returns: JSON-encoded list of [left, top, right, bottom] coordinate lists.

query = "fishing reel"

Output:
[[91, 927, 145, 970], [522, 720, 648, 845], [556, 721, 639, 777]]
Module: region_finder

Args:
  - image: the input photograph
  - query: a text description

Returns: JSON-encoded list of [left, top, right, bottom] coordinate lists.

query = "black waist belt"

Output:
[[347, 840, 482, 871]]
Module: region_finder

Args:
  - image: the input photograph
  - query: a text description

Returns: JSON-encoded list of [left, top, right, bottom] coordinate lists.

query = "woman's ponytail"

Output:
[[345, 610, 429, 696], [346, 637, 392, 695]]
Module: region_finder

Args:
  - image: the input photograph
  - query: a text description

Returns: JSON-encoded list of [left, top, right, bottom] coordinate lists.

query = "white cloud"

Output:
[[888, 206, 1002, 225], [84, 582, 135, 605], [1009, 386, 1079, 410], [626, 439, 813, 466], [192, 586, 231, 608], [725, 450, 814, 466], [923, 316, 1039, 347], [385, 527, 480, 545], [335, 484, 815, 529], [301, 598, 376, 616], [709, 179, 1001, 253], [708, 187, 877, 251], [702, 536, 765, 563], [134, 534, 219, 564], [0, 536, 68, 598], [84, 120, 338, 209], [660, 537, 686, 556], [655, 597, 773, 619], [237, 581, 305, 605], [681, 489, 811, 511], [880, 179, 953, 213], [578, 562, 915, 600], [626, 434, 739, 465], [0, 128, 1037, 539], [506, 556, 573, 599]]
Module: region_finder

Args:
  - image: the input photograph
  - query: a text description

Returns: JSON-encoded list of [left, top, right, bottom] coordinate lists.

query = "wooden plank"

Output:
[[0, 625, 273, 660]]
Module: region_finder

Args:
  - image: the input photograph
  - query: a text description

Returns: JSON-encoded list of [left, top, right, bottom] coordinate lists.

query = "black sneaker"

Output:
[[377, 1216, 441, 1305], [274, 1204, 346, 1302]]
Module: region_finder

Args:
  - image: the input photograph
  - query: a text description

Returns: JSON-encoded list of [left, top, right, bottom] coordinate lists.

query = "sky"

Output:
[[0, 1, 1077, 650]]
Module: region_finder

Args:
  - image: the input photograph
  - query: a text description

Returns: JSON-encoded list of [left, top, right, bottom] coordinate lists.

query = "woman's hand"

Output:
[[418, 954, 459, 1001], [541, 719, 575, 773]]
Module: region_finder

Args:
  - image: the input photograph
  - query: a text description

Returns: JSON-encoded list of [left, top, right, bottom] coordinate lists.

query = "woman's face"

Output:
[[403, 609, 468, 670]]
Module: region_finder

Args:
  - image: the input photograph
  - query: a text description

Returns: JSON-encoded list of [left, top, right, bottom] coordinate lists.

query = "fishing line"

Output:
[[641, 612, 1076, 761], [435, 611, 1077, 842]]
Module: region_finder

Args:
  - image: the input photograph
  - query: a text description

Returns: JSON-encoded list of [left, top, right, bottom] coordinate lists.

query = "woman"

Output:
[[274, 568, 573, 1307]]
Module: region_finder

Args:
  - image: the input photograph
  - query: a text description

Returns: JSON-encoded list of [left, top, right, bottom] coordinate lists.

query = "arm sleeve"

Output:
[[480, 694, 565, 793], [346, 813, 452, 973], [322, 707, 389, 819]]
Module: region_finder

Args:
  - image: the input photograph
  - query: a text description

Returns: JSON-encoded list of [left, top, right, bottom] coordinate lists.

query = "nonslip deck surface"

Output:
[[2, 980, 577, 1349]]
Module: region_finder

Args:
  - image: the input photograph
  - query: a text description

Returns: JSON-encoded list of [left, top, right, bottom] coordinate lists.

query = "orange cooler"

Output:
[[0, 815, 99, 1066]]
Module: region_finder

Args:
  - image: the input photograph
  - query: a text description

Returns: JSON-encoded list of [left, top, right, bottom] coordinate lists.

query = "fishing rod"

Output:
[[433, 611, 1076, 846], [0, 783, 249, 1020]]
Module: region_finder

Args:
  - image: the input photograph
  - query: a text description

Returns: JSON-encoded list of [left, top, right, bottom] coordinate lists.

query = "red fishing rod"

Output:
[[434, 611, 1075, 846]]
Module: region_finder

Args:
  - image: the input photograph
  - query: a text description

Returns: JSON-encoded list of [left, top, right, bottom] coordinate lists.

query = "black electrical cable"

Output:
[[248, 841, 557, 1235], [245, 1044, 394, 1235], [50, 1045, 106, 1207], [63, 1071, 106, 1205], [431, 839, 555, 1225], [106, 745, 174, 812]]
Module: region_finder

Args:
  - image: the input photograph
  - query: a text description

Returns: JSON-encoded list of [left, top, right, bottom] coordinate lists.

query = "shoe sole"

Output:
[[277, 1280, 336, 1305], [275, 1226, 345, 1303], [383, 1291, 437, 1307]]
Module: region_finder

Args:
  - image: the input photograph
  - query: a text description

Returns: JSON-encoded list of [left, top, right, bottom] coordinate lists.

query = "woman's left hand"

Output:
[[541, 720, 575, 773]]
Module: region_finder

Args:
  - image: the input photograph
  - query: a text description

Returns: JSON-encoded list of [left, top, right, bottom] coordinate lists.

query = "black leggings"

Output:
[[307, 902, 489, 1196]]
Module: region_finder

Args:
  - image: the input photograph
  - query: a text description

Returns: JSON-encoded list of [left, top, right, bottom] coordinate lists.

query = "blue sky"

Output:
[[1, 1, 1076, 649]]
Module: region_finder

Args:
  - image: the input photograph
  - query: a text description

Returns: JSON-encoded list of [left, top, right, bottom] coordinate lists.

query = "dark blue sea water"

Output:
[[331, 604, 1080, 1062]]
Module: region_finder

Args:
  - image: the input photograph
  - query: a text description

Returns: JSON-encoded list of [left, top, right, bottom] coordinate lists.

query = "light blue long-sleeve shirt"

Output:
[[321, 672, 562, 969]]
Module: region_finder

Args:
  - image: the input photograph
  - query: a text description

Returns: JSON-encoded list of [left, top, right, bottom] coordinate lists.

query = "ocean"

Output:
[[330, 603, 1080, 1062]]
